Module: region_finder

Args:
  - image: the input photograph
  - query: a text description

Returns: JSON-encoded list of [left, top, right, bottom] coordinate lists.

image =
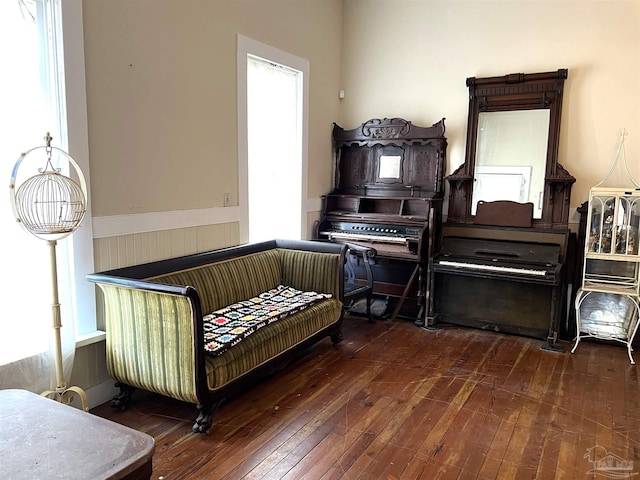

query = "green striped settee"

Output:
[[87, 239, 346, 433]]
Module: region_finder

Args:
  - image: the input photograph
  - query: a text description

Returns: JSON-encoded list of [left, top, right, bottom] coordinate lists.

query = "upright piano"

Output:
[[314, 117, 447, 324], [428, 202, 570, 350], [433, 70, 577, 350]]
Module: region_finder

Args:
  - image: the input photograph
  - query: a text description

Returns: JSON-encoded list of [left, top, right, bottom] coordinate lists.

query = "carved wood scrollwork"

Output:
[[362, 118, 411, 139]]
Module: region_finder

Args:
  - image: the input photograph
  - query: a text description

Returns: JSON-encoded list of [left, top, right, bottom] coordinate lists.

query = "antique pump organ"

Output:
[[314, 117, 447, 324]]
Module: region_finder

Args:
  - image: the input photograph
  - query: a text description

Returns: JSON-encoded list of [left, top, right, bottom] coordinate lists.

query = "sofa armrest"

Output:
[[275, 238, 346, 255], [94, 282, 206, 405], [278, 246, 346, 301]]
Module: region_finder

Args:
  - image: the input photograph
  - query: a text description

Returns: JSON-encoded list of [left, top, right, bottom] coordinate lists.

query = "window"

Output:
[[0, 0, 95, 367], [237, 35, 309, 244], [247, 55, 303, 242]]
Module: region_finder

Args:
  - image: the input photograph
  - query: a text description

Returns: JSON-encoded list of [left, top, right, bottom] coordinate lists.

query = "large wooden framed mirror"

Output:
[[446, 69, 575, 229]]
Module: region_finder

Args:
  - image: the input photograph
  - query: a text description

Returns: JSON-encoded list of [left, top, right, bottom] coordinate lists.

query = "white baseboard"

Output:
[[85, 379, 118, 409]]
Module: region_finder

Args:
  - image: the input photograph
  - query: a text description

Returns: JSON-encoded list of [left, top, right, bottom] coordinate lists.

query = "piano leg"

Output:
[[541, 337, 563, 353], [423, 264, 442, 331], [540, 285, 564, 353]]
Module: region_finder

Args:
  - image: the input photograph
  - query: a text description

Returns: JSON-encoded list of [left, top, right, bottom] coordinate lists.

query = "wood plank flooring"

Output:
[[92, 316, 640, 479]]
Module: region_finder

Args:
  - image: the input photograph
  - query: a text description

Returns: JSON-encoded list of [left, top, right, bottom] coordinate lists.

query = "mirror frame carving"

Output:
[[446, 69, 575, 229]]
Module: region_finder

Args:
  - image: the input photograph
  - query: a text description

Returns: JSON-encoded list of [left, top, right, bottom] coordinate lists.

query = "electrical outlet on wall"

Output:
[[224, 192, 231, 207]]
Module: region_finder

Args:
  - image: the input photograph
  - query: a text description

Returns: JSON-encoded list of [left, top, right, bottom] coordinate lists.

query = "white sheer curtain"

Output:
[[247, 55, 302, 243], [0, 0, 76, 392]]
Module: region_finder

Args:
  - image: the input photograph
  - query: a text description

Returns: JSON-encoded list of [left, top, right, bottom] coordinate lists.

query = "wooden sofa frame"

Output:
[[87, 239, 346, 433]]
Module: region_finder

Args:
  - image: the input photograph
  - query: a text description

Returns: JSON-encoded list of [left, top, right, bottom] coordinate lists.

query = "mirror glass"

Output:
[[471, 110, 550, 218], [378, 155, 402, 179]]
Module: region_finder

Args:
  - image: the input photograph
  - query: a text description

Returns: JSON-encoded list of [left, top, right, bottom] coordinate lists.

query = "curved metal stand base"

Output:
[[572, 335, 636, 365], [572, 289, 639, 364], [41, 385, 89, 412]]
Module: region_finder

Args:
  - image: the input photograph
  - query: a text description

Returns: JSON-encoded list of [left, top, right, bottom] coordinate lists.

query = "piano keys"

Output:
[[428, 224, 569, 350], [436, 260, 550, 278], [434, 236, 561, 281]]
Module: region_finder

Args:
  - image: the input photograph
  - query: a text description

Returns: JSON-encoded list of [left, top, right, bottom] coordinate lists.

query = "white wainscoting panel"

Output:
[[93, 222, 240, 271]]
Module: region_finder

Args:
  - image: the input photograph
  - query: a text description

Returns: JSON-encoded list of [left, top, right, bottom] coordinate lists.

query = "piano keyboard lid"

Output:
[[437, 236, 561, 266]]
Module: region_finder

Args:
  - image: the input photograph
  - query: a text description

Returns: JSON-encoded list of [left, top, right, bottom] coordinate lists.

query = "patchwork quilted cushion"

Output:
[[202, 285, 332, 356]]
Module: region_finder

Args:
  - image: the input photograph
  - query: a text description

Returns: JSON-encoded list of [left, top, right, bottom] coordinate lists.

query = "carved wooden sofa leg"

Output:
[[330, 330, 344, 344], [111, 382, 136, 410], [193, 399, 224, 434]]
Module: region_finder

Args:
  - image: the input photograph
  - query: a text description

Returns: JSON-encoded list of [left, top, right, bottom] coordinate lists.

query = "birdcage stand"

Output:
[[10, 133, 90, 410], [40, 240, 89, 410]]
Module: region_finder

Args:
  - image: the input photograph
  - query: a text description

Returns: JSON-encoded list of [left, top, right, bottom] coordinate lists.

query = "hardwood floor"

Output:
[[92, 316, 640, 479]]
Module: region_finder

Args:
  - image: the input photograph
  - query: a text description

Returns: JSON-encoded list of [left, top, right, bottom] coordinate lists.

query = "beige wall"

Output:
[[84, 0, 344, 218], [341, 0, 640, 224]]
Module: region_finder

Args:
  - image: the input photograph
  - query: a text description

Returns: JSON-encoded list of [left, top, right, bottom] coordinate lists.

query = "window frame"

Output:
[[60, 0, 98, 343], [236, 34, 310, 244]]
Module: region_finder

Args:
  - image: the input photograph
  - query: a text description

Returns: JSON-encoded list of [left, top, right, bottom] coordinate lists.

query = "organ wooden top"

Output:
[[331, 117, 447, 199]]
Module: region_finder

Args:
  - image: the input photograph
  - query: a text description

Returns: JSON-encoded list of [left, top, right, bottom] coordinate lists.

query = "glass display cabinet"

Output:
[[572, 135, 640, 363], [583, 188, 640, 294]]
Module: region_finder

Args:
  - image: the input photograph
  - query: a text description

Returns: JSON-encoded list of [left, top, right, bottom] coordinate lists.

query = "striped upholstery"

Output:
[[98, 247, 342, 404], [148, 249, 282, 314], [205, 298, 341, 389], [278, 249, 341, 298], [99, 285, 201, 404]]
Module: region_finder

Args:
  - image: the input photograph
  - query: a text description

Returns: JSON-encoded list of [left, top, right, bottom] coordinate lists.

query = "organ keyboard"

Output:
[[323, 231, 409, 245], [319, 221, 421, 247]]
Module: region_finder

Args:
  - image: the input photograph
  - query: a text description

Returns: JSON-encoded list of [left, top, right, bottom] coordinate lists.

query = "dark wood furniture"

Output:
[[87, 239, 345, 434], [431, 70, 575, 348], [430, 221, 568, 350], [314, 117, 447, 325], [343, 243, 377, 322], [446, 69, 575, 228], [566, 201, 590, 338], [0, 389, 154, 479]]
